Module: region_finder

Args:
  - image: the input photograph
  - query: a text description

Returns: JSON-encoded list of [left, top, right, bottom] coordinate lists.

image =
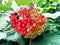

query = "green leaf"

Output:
[[53, 0, 60, 3], [6, 32, 27, 45], [15, 0, 34, 6], [0, 11, 10, 30], [31, 33, 60, 45], [0, 3, 12, 11], [0, 39, 19, 45], [38, 0, 47, 7]]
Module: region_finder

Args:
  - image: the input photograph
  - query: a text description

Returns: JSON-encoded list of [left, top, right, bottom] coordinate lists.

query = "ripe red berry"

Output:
[[23, 31, 27, 35], [29, 6, 33, 11], [9, 7, 47, 39], [31, 27, 35, 31], [21, 28, 26, 31], [23, 20, 27, 25]]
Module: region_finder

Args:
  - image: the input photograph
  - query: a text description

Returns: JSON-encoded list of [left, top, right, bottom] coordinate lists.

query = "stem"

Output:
[[29, 39, 32, 45], [6, 29, 14, 33]]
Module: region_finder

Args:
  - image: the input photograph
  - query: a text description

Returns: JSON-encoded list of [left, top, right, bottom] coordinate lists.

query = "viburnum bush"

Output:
[[9, 6, 47, 39]]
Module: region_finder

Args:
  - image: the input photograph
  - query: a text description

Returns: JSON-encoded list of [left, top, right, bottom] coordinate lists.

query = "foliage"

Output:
[[0, 0, 60, 45], [15, 0, 34, 6], [0, 39, 19, 45]]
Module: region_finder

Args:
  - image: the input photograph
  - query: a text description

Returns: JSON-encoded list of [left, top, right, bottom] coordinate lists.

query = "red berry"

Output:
[[31, 27, 35, 31], [17, 27, 21, 30], [29, 6, 33, 11], [23, 20, 27, 25], [23, 31, 27, 35], [9, 7, 47, 39], [21, 28, 26, 31], [22, 23, 26, 27]]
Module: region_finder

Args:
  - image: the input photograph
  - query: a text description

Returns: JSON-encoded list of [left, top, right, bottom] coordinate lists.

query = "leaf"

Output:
[[0, 11, 10, 30], [0, 32, 7, 39], [0, 0, 13, 11], [45, 17, 60, 33], [28, 3, 34, 7], [15, 0, 34, 6], [31, 32, 60, 45], [0, 3, 12, 11], [0, 39, 19, 45], [53, 0, 60, 3], [6, 32, 27, 45], [38, 0, 47, 7], [56, 3, 60, 11]]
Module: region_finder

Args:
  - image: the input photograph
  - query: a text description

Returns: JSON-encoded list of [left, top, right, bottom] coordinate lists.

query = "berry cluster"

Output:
[[9, 7, 47, 39]]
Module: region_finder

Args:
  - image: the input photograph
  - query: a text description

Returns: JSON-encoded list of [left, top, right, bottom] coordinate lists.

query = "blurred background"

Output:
[[0, 0, 60, 45]]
